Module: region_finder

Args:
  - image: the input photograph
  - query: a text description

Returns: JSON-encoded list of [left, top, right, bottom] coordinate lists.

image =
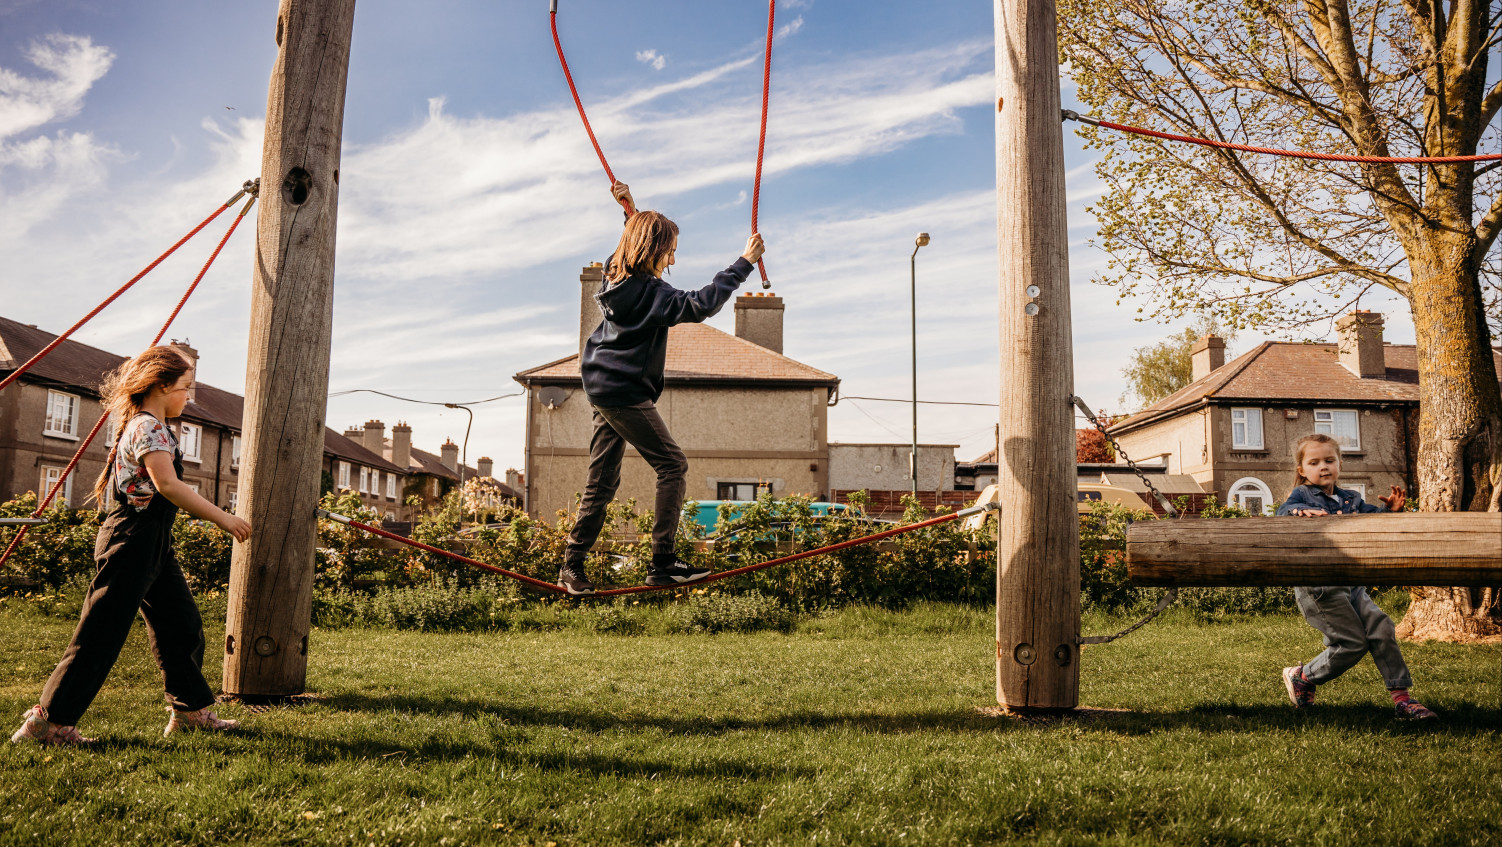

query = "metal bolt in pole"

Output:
[[910, 233, 929, 496]]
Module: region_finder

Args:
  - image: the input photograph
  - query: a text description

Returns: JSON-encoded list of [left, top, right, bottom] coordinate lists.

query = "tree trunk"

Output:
[[1395, 245, 1502, 643]]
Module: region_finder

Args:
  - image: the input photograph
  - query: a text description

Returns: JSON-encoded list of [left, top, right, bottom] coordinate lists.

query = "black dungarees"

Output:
[[39, 414, 215, 726]]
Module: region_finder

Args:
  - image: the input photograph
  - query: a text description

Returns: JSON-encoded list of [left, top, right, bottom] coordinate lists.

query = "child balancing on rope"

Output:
[[11, 346, 250, 747], [557, 182, 765, 595], [1275, 433, 1436, 720]]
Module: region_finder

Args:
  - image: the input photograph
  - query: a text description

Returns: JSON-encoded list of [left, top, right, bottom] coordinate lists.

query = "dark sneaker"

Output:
[[645, 560, 712, 587], [1395, 700, 1438, 720], [557, 563, 595, 596], [1282, 666, 1316, 708]]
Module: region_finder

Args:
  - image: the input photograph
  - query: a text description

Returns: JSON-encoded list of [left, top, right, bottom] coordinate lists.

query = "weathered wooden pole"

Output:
[[224, 0, 356, 698], [994, 0, 1080, 710]]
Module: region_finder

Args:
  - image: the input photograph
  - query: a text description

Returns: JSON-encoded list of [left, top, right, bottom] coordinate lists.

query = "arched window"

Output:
[[1229, 477, 1274, 515]]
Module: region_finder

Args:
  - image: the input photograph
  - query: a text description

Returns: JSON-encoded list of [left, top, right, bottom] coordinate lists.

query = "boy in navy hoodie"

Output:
[[559, 183, 766, 595]]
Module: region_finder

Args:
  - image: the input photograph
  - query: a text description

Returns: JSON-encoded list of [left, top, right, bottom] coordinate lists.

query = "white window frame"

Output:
[[43, 390, 79, 439], [178, 422, 202, 463], [1228, 476, 1274, 516], [1230, 408, 1264, 450], [1343, 483, 1367, 501], [1313, 409, 1361, 451], [231, 435, 241, 469], [359, 467, 370, 494], [39, 466, 72, 508], [338, 461, 351, 490], [228, 488, 238, 512], [386, 473, 397, 499]]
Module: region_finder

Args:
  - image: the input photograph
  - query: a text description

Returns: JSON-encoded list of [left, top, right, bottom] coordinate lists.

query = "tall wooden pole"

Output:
[[994, 0, 1080, 710], [224, 0, 356, 698]]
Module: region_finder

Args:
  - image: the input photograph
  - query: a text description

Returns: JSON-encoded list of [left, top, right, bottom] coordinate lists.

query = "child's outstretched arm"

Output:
[[645, 234, 768, 327], [1376, 485, 1406, 512], [143, 451, 251, 541]]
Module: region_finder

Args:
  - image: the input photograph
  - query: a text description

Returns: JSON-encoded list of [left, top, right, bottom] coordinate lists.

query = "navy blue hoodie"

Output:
[[581, 257, 753, 406]]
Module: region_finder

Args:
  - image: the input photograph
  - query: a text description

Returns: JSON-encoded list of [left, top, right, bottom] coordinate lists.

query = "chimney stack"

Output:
[[1336, 311, 1385, 378], [477, 456, 493, 478], [440, 438, 459, 471], [343, 425, 363, 441], [391, 421, 412, 470], [734, 292, 784, 354], [505, 468, 521, 490], [580, 262, 605, 358], [1190, 335, 1225, 383], [362, 420, 385, 457], [169, 339, 199, 402]]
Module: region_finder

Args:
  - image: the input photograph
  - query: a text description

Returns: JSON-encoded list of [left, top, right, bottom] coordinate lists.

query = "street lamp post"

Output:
[[910, 232, 930, 495], [444, 402, 473, 520]]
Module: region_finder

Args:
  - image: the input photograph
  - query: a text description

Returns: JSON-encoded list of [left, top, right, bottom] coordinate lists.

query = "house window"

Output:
[[232, 435, 241, 469], [1229, 477, 1273, 516], [338, 461, 351, 490], [44, 390, 78, 438], [387, 474, 397, 499], [1314, 409, 1361, 451], [359, 467, 370, 494], [717, 481, 772, 500], [228, 488, 238, 512], [179, 423, 202, 463], [1344, 483, 1367, 501], [1230, 408, 1263, 450], [39, 466, 72, 508]]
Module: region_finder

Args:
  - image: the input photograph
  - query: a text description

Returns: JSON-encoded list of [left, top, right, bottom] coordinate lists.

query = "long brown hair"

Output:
[[605, 211, 679, 283], [91, 346, 192, 506], [1289, 432, 1341, 494]]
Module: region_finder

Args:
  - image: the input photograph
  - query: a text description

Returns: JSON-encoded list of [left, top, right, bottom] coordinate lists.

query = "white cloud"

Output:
[[635, 49, 666, 71], [0, 34, 113, 139], [777, 16, 805, 40]]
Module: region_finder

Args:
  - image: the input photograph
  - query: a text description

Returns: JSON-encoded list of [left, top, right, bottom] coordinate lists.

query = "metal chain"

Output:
[[1078, 588, 1177, 645], [1071, 396, 1178, 518]]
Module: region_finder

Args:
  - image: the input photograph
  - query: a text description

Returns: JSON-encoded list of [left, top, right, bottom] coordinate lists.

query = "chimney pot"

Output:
[[1190, 335, 1226, 383], [1336, 311, 1385, 378], [440, 438, 459, 472]]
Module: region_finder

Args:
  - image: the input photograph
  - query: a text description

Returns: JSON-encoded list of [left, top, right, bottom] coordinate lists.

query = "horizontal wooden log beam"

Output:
[[1127, 514, 1502, 587]]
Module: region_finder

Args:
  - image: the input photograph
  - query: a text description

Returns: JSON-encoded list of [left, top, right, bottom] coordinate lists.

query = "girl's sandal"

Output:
[[9, 706, 95, 747], [164, 706, 241, 737]]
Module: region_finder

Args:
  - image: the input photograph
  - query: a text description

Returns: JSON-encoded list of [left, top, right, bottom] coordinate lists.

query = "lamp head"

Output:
[[915, 232, 930, 248]]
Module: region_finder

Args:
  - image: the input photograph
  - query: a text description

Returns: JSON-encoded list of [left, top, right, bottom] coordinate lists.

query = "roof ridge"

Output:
[[1203, 340, 1273, 398]]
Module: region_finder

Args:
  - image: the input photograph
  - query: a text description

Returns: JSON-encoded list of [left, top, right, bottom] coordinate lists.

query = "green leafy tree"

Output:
[[1060, 0, 1502, 640], [1119, 319, 1232, 408]]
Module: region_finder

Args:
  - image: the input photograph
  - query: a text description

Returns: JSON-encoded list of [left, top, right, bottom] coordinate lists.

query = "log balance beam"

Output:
[[1127, 514, 1502, 587]]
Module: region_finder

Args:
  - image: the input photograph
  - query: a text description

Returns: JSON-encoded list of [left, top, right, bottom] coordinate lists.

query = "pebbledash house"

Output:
[[1106, 311, 1502, 514]]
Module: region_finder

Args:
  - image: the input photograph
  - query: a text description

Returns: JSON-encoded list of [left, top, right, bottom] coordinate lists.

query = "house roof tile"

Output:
[[513, 322, 839, 387]]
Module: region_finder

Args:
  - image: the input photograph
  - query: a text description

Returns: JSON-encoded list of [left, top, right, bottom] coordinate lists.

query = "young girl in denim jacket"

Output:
[[1275, 433, 1436, 719], [11, 346, 251, 746]]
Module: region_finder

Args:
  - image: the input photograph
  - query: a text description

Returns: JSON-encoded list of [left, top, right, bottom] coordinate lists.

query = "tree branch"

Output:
[[1475, 189, 1502, 257]]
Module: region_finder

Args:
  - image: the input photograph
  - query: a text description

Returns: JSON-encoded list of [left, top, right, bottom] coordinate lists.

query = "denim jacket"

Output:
[[1275, 484, 1384, 516]]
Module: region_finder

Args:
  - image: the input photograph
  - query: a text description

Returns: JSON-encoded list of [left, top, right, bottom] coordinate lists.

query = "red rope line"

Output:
[[550, 7, 634, 217], [328, 506, 981, 598], [750, 0, 774, 287], [1083, 115, 1502, 164], [0, 197, 240, 395], [0, 195, 255, 570]]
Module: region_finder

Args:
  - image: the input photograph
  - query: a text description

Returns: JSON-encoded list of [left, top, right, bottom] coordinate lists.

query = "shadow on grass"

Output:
[[321, 691, 1501, 738]]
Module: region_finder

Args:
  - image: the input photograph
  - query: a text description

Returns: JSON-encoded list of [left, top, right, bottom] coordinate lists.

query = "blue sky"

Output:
[[0, 0, 1415, 472]]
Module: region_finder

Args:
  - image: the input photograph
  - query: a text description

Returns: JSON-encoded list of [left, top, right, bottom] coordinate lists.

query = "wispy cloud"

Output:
[[0, 34, 113, 139], [635, 49, 666, 71]]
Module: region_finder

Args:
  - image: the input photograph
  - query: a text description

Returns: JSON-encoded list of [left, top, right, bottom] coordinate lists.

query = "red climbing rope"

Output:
[[319, 501, 997, 597], [750, 0, 774, 288], [550, 1, 634, 217], [0, 182, 255, 396], [0, 190, 258, 571], [1064, 111, 1502, 164]]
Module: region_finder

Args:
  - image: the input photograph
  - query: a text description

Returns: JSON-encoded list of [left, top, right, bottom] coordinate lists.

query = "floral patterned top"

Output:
[[113, 413, 178, 510]]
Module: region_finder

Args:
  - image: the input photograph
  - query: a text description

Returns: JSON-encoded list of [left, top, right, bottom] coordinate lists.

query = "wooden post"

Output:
[[993, 0, 1080, 710], [224, 0, 356, 698], [1127, 514, 1502, 587]]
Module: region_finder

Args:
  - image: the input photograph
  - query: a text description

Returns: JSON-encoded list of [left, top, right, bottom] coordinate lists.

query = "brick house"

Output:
[[344, 420, 519, 514], [1106, 312, 1502, 514], [511, 265, 840, 519], [0, 315, 410, 518]]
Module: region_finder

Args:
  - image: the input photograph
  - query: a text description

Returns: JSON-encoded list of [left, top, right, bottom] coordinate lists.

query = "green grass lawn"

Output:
[[1, 599, 1497, 846]]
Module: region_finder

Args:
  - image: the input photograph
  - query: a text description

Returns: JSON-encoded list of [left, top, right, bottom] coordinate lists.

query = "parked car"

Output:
[[686, 500, 893, 542]]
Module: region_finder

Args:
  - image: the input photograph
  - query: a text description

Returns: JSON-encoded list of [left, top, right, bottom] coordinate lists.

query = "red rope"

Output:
[[750, 0, 774, 287], [1083, 115, 1502, 164], [0, 194, 256, 570], [0, 195, 242, 395], [327, 506, 982, 598], [550, 6, 635, 217]]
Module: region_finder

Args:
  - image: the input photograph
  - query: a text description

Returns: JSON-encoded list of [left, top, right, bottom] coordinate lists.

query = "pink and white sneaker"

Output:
[[163, 706, 240, 737], [9, 706, 94, 747]]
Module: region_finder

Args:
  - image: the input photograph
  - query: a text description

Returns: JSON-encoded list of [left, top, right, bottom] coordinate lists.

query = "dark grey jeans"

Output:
[[566, 401, 688, 565], [1294, 586, 1412, 690]]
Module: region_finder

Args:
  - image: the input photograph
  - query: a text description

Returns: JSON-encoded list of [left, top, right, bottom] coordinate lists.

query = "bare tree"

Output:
[[1059, 0, 1502, 639]]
